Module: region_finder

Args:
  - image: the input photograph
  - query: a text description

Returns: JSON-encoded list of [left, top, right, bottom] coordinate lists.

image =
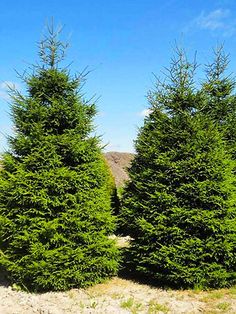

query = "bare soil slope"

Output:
[[104, 152, 134, 187]]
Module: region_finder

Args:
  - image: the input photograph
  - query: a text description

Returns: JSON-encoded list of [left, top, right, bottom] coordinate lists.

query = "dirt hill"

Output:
[[104, 152, 134, 187]]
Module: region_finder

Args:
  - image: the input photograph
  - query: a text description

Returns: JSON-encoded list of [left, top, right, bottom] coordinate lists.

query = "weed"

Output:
[[90, 300, 98, 309], [200, 291, 224, 303], [120, 297, 134, 309], [79, 301, 85, 310], [120, 297, 143, 313], [228, 286, 236, 296], [217, 301, 231, 312], [111, 292, 124, 299], [11, 283, 23, 292], [148, 300, 169, 314]]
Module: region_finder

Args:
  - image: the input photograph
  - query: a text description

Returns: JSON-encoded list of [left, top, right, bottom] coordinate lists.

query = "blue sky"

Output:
[[1, 0, 236, 153]]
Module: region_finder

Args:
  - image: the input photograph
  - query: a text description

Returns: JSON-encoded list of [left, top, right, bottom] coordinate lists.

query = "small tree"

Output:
[[120, 48, 236, 289], [0, 25, 119, 292]]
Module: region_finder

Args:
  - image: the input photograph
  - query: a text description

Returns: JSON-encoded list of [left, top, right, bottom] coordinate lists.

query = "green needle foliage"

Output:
[[201, 45, 236, 156], [0, 25, 119, 292], [120, 48, 236, 289]]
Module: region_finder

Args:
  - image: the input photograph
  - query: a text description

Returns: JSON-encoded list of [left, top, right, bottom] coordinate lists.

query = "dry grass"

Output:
[[71, 277, 236, 313]]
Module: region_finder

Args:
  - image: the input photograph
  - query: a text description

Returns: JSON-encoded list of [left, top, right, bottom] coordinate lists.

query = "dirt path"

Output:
[[0, 277, 236, 314]]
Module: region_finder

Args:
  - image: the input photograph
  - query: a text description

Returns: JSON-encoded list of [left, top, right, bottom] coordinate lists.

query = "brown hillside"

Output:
[[104, 152, 134, 187]]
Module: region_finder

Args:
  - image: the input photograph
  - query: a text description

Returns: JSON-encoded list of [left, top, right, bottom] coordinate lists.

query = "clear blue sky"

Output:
[[1, 0, 236, 153]]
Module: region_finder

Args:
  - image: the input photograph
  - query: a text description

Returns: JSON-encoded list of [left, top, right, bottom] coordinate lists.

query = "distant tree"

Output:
[[119, 48, 236, 289], [0, 24, 119, 292], [201, 45, 236, 156]]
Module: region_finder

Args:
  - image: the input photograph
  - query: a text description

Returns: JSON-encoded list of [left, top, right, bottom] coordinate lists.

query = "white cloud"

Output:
[[196, 9, 230, 30], [138, 109, 152, 117], [187, 8, 236, 37]]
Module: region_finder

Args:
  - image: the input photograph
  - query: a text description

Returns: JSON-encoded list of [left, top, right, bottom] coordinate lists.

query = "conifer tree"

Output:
[[201, 45, 236, 156], [120, 48, 236, 289], [0, 25, 119, 292]]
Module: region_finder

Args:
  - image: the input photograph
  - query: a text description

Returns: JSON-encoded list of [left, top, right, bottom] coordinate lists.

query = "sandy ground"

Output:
[[0, 277, 236, 314]]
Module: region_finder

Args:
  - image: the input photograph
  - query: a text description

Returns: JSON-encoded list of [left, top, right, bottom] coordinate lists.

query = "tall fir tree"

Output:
[[201, 45, 236, 156], [0, 25, 119, 292], [120, 48, 236, 289]]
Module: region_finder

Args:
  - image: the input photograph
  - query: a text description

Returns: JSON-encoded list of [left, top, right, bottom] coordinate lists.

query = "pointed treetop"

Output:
[[38, 20, 69, 69], [167, 45, 197, 91], [205, 45, 229, 82], [148, 45, 198, 116], [204, 44, 235, 98]]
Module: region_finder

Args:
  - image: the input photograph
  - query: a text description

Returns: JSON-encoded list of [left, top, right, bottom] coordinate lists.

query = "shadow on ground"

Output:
[[0, 269, 10, 287], [118, 248, 184, 291]]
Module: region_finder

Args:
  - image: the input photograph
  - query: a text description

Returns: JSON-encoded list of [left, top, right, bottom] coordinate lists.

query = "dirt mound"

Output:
[[104, 152, 134, 187]]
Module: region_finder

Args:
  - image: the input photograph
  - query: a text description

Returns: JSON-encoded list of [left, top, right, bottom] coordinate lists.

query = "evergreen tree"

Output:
[[0, 25, 119, 292], [201, 45, 236, 155], [120, 48, 236, 289]]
